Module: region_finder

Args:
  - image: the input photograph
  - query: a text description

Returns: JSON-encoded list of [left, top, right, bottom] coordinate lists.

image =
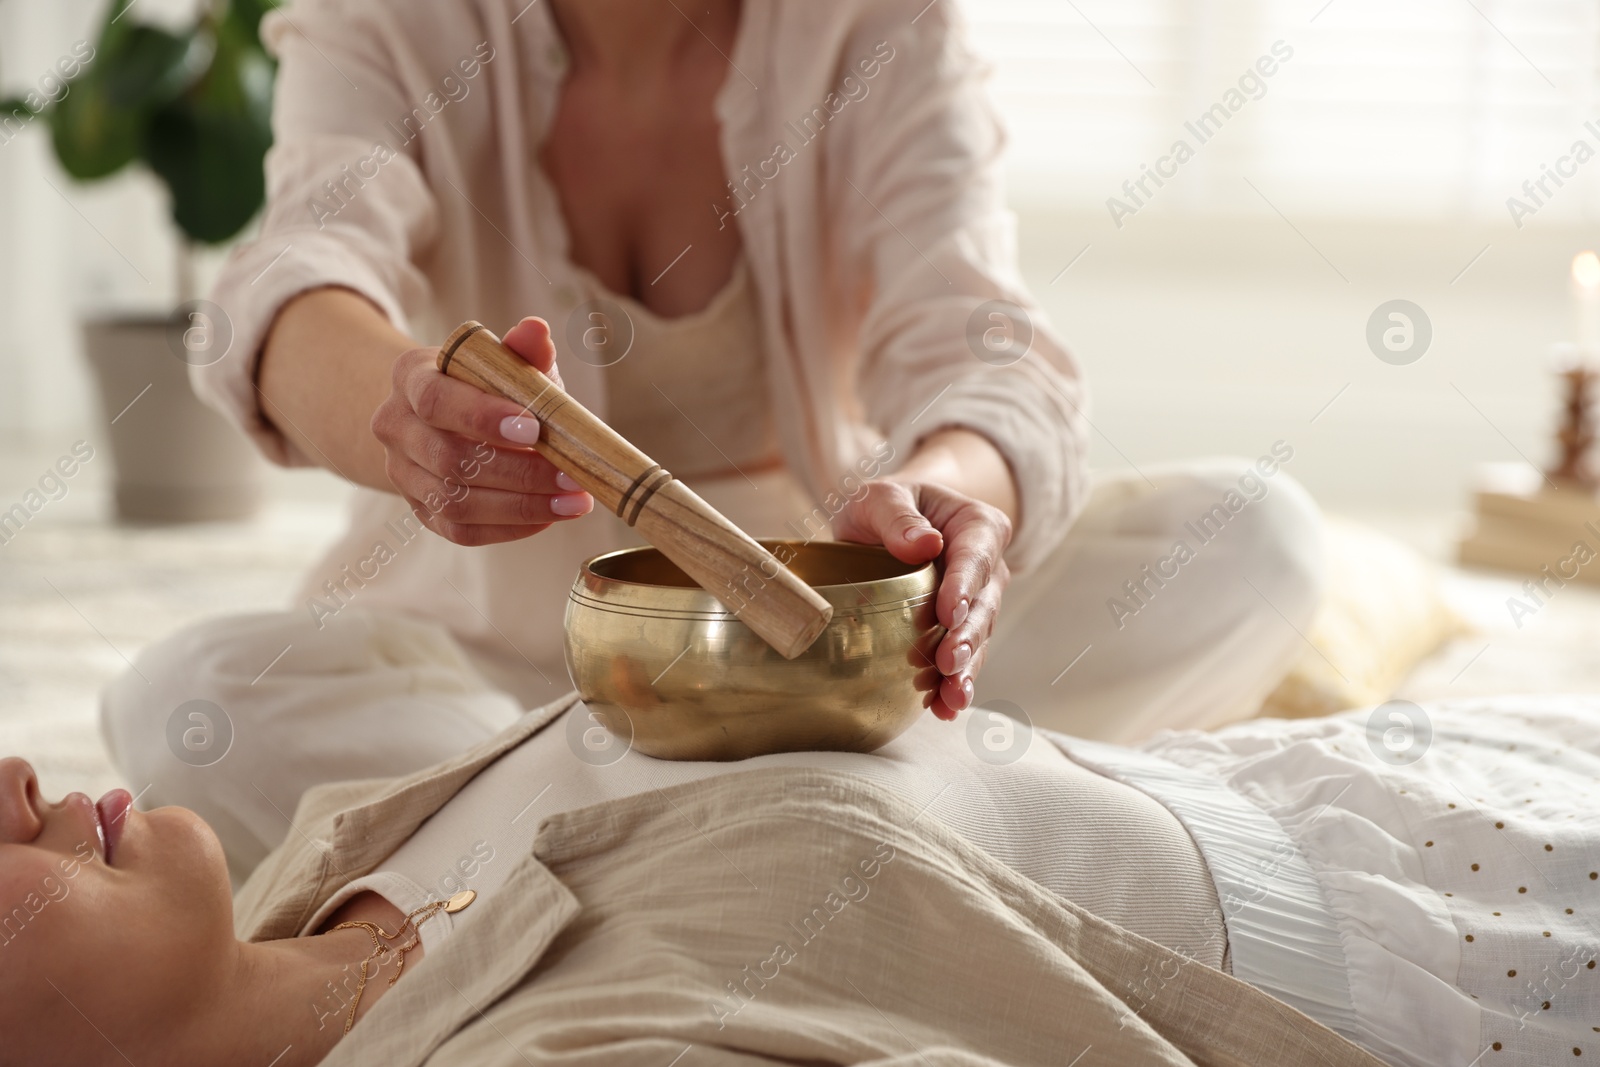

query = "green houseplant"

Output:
[[3, 0, 279, 261], [1, 0, 280, 522]]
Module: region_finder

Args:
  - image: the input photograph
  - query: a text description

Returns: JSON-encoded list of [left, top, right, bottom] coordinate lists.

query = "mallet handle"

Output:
[[437, 321, 833, 660]]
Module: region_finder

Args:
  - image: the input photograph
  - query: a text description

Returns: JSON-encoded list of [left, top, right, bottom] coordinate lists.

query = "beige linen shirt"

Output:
[[235, 691, 1384, 1067], [198, 1, 1089, 631]]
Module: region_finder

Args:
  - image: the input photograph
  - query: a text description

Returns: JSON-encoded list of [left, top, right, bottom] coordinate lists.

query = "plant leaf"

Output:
[[103, 24, 204, 103], [48, 24, 201, 180], [223, 0, 283, 42], [0, 97, 37, 147], [142, 34, 274, 243], [144, 102, 271, 243]]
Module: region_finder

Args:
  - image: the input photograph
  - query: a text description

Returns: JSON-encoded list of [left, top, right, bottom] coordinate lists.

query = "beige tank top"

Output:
[[573, 257, 783, 481]]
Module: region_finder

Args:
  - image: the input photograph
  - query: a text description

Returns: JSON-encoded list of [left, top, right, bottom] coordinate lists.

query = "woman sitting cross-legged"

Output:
[[7, 688, 1599, 1067]]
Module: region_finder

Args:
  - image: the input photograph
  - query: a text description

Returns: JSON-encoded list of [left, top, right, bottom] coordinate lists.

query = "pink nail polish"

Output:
[[961, 676, 974, 706], [550, 493, 590, 517], [952, 641, 972, 672], [951, 597, 970, 628], [500, 415, 540, 445], [556, 471, 581, 492]]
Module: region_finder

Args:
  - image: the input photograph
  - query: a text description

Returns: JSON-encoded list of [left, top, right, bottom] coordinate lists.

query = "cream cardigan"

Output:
[[202, 0, 1087, 554]]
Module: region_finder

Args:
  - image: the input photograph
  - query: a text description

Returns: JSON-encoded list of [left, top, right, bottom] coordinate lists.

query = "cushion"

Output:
[[1257, 517, 1469, 719]]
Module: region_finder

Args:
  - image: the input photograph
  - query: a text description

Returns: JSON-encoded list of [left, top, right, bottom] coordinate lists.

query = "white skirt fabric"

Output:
[[1062, 696, 1600, 1067]]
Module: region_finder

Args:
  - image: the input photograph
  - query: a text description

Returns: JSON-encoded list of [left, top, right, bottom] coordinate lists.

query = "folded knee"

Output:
[[1229, 470, 1324, 622], [1153, 458, 1325, 621], [98, 612, 307, 783]]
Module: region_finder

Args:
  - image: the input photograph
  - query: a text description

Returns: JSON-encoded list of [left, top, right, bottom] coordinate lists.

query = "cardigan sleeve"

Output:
[[829, 3, 1091, 574], [196, 0, 443, 467]]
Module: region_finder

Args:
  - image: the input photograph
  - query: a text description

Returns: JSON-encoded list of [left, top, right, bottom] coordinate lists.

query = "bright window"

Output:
[[959, 0, 1600, 221]]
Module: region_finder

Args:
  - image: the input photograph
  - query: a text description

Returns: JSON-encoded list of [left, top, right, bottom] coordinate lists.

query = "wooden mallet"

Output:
[[437, 321, 834, 660]]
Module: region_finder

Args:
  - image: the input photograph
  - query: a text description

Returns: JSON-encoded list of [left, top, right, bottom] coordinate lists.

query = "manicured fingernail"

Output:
[[550, 493, 591, 517], [556, 471, 581, 492], [961, 676, 974, 707], [952, 598, 970, 628], [952, 641, 972, 672], [500, 415, 540, 444]]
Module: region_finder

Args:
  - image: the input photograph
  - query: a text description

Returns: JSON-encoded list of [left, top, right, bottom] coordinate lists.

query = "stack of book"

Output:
[[1458, 462, 1600, 582]]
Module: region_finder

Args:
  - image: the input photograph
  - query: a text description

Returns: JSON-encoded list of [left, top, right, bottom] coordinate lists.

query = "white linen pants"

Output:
[[101, 458, 1323, 881]]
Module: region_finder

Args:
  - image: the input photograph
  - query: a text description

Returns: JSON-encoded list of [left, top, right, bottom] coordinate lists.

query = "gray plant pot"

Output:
[[82, 314, 263, 523]]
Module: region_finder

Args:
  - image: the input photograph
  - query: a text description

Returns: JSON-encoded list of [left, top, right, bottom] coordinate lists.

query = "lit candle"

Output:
[[1574, 250, 1600, 357]]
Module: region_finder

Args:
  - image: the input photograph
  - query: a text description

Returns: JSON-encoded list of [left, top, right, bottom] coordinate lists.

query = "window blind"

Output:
[[958, 0, 1600, 222]]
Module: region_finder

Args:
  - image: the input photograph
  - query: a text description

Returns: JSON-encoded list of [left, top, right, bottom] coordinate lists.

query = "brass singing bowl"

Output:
[[564, 540, 943, 761]]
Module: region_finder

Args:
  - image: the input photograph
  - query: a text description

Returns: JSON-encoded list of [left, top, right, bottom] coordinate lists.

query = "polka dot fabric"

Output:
[[1141, 695, 1600, 1067]]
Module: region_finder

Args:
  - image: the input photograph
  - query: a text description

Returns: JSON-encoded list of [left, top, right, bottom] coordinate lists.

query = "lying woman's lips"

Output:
[[95, 789, 132, 864]]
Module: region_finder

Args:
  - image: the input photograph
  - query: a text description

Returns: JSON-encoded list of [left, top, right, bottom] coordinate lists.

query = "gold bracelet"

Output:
[[332, 889, 476, 1033]]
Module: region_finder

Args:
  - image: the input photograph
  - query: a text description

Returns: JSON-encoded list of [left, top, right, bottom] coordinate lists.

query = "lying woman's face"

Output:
[[0, 757, 235, 1065]]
